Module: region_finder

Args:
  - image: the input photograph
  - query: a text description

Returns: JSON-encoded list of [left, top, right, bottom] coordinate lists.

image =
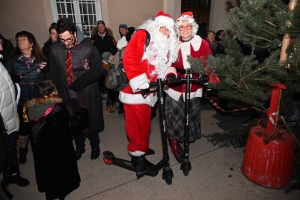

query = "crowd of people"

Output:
[[0, 10, 263, 200]]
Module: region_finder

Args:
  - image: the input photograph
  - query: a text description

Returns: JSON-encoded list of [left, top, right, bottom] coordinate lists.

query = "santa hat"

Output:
[[155, 11, 174, 28], [117, 36, 128, 50], [176, 11, 195, 25]]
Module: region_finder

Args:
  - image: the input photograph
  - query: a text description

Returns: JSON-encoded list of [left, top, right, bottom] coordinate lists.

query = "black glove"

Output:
[[69, 107, 89, 134], [199, 74, 209, 84], [69, 78, 81, 92], [141, 89, 150, 99], [166, 74, 176, 81]]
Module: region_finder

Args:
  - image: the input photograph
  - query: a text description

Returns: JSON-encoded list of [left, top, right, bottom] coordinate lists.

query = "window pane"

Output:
[[53, 0, 100, 38], [66, 3, 73, 14]]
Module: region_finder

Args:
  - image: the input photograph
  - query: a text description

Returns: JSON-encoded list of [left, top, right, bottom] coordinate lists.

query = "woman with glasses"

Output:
[[164, 12, 212, 162], [5, 31, 48, 166]]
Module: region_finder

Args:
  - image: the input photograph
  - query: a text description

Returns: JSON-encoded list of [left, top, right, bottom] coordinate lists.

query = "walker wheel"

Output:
[[162, 168, 173, 185], [103, 151, 115, 165], [180, 161, 191, 176]]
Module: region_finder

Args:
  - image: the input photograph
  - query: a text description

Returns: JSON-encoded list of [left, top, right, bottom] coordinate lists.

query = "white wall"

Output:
[[209, 0, 239, 33]]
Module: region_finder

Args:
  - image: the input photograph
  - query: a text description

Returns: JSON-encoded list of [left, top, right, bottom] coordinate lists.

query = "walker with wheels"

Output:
[[103, 70, 208, 184]]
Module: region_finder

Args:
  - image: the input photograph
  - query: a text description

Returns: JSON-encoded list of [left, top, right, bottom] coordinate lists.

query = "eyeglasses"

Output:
[[60, 37, 73, 44], [178, 25, 192, 31]]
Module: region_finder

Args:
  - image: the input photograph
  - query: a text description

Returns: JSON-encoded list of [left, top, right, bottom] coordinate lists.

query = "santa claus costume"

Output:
[[119, 11, 179, 178], [163, 12, 212, 162]]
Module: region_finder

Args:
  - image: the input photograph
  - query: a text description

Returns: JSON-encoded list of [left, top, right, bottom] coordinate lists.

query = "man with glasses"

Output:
[[49, 17, 106, 160]]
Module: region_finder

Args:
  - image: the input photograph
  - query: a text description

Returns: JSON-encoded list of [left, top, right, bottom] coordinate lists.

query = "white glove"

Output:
[[139, 82, 150, 90]]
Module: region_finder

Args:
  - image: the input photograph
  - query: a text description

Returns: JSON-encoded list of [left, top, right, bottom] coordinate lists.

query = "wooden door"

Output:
[[181, 0, 211, 27]]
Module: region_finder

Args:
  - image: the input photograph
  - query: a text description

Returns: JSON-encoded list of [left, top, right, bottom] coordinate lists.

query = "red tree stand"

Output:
[[242, 84, 295, 188]]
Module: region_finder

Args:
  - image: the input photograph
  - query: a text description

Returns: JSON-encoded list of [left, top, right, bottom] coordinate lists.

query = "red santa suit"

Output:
[[119, 13, 179, 156], [119, 30, 158, 155]]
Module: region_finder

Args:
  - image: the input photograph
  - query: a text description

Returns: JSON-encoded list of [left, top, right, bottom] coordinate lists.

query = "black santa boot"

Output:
[[131, 155, 158, 179]]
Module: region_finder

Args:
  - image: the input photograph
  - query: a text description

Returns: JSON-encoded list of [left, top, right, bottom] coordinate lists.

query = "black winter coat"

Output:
[[91, 32, 118, 56], [5, 57, 49, 105], [26, 96, 88, 198], [49, 39, 105, 134]]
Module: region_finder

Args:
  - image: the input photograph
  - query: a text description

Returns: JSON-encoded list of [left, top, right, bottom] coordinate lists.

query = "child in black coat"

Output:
[[24, 80, 88, 200]]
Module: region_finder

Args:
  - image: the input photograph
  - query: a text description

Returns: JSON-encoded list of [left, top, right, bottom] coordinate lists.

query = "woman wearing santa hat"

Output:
[[164, 12, 213, 162], [119, 11, 179, 179]]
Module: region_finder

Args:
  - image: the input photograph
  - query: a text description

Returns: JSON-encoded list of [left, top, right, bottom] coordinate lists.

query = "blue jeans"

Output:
[[74, 129, 100, 150], [8, 132, 18, 163], [71, 98, 100, 150]]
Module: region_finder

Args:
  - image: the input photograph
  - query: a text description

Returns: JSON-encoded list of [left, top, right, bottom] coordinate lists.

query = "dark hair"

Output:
[[48, 22, 57, 34], [0, 33, 14, 65], [56, 18, 77, 35], [33, 80, 56, 98], [207, 30, 216, 36], [196, 23, 208, 39], [10, 31, 46, 61], [215, 30, 225, 41]]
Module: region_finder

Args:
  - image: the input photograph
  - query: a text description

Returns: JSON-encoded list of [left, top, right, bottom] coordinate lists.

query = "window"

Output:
[[50, 0, 102, 38]]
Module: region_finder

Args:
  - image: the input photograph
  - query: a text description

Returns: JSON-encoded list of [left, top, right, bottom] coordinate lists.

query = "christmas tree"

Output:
[[189, 0, 300, 148], [193, 0, 300, 107], [190, 1, 300, 189]]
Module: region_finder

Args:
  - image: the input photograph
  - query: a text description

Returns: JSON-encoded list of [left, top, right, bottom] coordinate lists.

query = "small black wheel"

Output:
[[162, 168, 173, 185], [103, 151, 115, 165], [181, 161, 191, 176]]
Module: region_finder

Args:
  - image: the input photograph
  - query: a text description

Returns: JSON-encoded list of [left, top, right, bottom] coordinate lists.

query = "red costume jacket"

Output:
[[164, 35, 212, 101], [119, 30, 158, 107]]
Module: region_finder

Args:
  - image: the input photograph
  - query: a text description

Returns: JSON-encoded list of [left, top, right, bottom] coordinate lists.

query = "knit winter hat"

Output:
[[102, 52, 112, 63], [117, 36, 128, 50], [97, 20, 105, 25], [119, 24, 128, 29], [154, 11, 174, 29]]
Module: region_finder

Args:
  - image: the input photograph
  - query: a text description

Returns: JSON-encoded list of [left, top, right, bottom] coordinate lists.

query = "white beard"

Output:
[[139, 19, 179, 79]]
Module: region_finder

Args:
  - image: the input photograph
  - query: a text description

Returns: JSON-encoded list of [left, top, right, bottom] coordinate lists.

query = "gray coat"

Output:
[[49, 38, 104, 134]]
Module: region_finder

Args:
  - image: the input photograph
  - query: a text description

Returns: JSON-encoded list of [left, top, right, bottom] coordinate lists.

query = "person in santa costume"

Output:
[[119, 11, 179, 179], [163, 11, 213, 162]]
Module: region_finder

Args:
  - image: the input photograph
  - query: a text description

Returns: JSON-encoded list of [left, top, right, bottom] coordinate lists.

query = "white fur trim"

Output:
[[176, 13, 195, 25], [180, 42, 191, 70], [164, 88, 203, 101], [129, 73, 149, 93], [129, 151, 145, 156], [191, 35, 202, 51], [180, 35, 202, 70], [155, 16, 174, 29], [119, 91, 157, 107]]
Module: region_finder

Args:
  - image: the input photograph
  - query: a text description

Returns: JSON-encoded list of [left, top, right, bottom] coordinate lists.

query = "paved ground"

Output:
[[4, 99, 300, 200]]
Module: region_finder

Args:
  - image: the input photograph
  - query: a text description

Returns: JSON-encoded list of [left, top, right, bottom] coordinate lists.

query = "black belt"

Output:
[[176, 68, 191, 75]]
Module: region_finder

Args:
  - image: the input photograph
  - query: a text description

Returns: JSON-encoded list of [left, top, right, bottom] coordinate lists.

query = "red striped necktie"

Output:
[[66, 50, 73, 85]]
